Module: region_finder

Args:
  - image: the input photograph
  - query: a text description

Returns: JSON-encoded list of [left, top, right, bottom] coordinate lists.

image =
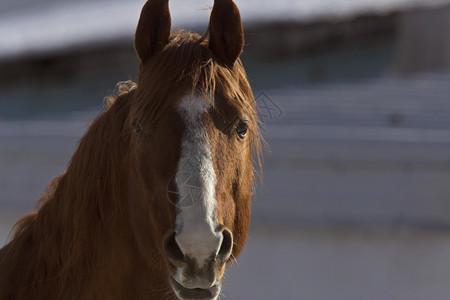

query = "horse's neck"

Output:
[[1, 90, 171, 299], [0, 196, 160, 299]]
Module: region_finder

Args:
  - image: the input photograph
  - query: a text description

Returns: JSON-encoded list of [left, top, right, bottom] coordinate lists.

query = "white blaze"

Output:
[[174, 95, 222, 266]]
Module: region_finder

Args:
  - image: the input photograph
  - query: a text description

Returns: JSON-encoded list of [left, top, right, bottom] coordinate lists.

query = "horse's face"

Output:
[[128, 1, 257, 299], [132, 93, 253, 298]]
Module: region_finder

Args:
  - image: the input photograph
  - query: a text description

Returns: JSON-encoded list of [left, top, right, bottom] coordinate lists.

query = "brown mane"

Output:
[[0, 30, 261, 300]]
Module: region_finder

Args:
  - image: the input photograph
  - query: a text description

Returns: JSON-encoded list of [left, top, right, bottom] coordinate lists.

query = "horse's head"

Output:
[[126, 0, 260, 299]]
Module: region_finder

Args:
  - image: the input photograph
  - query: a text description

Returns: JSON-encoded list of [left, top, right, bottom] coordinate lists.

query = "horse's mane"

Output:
[[1, 86, 135, 298], [1, 30, 261, 299]]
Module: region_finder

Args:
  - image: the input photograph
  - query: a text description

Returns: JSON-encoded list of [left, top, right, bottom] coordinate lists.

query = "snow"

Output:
[[1, 0, 450, 60]]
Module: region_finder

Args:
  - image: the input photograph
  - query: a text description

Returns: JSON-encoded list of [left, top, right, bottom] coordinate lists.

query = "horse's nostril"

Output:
[[217, 228, 233, 262], [164, 228, 233, 265], [163, 231, 185, 263]]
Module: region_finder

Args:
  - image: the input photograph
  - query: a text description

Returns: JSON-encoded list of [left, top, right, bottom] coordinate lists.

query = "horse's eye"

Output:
[[132, 120, 145, 137], [236, 120, 249, 139]]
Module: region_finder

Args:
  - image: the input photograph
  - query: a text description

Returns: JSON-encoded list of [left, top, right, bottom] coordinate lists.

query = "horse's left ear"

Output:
[[135, 0, 171, 63], [208, 0, 244, 68]]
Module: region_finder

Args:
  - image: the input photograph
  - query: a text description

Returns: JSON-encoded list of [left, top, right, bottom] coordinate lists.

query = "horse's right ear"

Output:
[[135, 0, 171, 63], [208, 0, 244, 68]]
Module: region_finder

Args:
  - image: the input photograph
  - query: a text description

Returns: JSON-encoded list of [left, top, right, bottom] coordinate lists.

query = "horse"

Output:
[[0, 0, 262, 299]]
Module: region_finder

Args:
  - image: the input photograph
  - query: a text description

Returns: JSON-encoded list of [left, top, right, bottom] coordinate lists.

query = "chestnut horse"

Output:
[[0, 0, 262, 299]]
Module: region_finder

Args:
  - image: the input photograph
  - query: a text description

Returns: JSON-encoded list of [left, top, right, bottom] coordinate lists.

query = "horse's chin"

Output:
[[169, 275, 222, 300]]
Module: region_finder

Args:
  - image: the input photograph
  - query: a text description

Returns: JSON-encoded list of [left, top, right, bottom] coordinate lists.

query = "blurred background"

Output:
[[1, 0, 450, 299]]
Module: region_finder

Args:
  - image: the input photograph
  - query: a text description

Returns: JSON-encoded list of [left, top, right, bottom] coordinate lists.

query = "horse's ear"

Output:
[[208, 0, 244, 68], [135, 0, 171, 63]]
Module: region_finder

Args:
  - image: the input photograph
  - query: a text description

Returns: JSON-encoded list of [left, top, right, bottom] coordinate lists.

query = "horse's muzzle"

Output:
[[163, 228, 233, 299]]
